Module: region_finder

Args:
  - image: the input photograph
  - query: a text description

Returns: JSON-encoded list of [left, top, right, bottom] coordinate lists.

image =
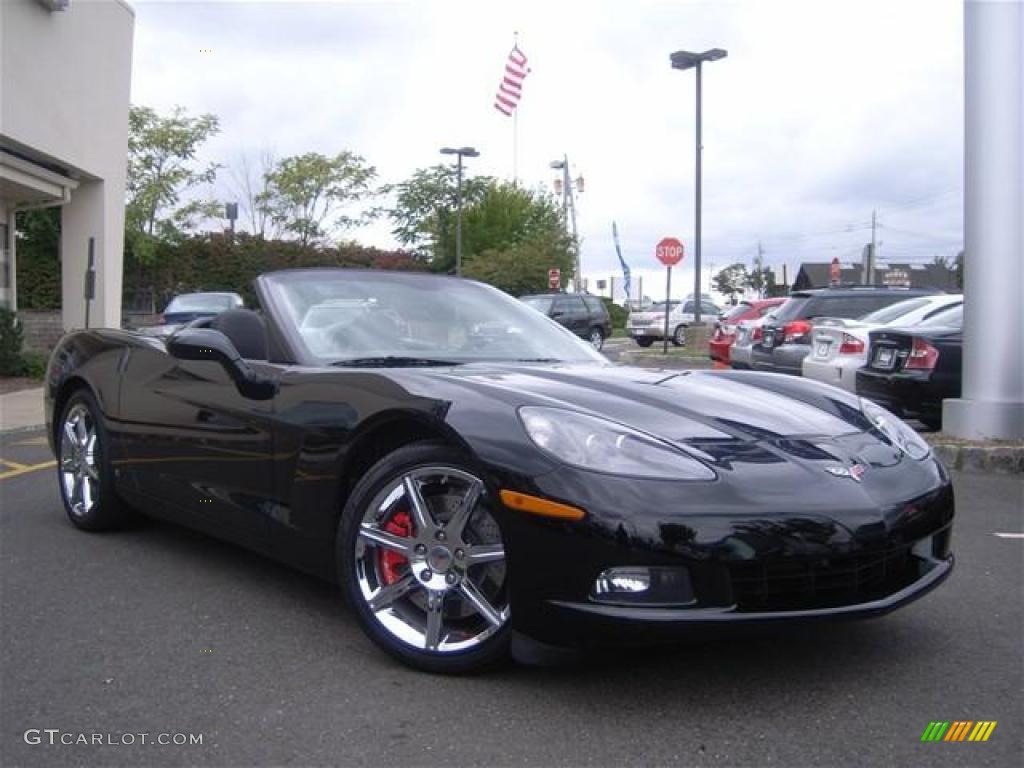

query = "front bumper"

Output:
[[499, 453, 954, 649], [545, 551, 951, 646]]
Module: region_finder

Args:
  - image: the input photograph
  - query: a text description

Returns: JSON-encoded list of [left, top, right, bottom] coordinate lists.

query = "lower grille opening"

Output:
[[728, 546, 922, 612]]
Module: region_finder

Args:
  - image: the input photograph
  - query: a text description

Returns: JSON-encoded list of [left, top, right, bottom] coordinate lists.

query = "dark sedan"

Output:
[[160, 291, 244, 325], [45, 269, 954, 673], [752, 287, 940, 376], [856, 304, 963, 430]]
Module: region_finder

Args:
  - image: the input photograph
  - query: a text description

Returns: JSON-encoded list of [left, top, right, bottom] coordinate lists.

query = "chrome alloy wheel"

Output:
[[589, 329, 604, 350], [59, 403, 100, 518], [354, 466, 509, 654]]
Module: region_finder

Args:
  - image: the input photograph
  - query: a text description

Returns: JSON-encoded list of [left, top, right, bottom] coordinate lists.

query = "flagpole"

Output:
[[513, 30, 520, 184], [513, 108, 518, 184]]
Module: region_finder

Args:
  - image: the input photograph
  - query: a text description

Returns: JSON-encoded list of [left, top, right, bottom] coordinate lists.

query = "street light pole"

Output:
[[440, 146, 479, 276], [671, 47, 727, 326], [694, 60, 702, 324], [551, 156, 581, 291]]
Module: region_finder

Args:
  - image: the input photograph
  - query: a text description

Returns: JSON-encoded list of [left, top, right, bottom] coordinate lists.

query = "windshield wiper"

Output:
[[330, 356, 463, 368]]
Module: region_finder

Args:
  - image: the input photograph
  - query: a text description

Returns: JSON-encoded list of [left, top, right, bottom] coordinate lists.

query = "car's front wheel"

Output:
[[338, 442, 511, 673], [671, 325, 687, 347], [588, 326, 605, 350]]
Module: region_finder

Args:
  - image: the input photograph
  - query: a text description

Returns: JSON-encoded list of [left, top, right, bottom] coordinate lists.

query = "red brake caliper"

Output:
[[378, 510, 413, 586]]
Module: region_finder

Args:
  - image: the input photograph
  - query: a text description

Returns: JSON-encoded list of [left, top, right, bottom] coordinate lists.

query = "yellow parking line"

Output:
[[1, 459, 30, 470], [11, 436, 48, 447], [0, 460, 56, 480]]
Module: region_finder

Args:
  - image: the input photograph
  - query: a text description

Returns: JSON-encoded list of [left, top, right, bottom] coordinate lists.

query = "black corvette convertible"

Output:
[[45, 269, 954, 673]]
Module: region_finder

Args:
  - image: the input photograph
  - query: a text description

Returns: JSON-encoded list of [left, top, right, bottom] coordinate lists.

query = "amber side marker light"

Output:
[[499, 490, 586, 521]]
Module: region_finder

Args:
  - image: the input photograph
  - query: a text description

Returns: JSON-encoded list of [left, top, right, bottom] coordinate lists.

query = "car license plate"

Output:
[[875, 347, 895, 369], [815, 341, 831, 358]]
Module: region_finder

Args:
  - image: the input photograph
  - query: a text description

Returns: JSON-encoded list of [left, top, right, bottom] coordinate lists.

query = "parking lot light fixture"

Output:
[[670, 47, 728, 326], [440, 146, 479, 276]]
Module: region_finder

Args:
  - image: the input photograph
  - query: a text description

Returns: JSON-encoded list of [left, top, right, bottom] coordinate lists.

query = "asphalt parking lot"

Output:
[[1, 427, 1021, 767]]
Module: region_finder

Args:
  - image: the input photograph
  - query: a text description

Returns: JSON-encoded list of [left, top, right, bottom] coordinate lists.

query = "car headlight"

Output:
[[860, 398, 931, 460], [518, 406, 716, 480]]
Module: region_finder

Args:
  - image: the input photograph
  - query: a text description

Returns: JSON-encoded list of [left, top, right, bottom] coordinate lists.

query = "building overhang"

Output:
[[0, 150, 79, 209]]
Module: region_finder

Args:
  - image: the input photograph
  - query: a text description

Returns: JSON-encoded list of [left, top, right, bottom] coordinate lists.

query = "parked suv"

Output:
[[626, 297, 721, 347], [519, 293, 612, 350], [751, 286, 940, 376]]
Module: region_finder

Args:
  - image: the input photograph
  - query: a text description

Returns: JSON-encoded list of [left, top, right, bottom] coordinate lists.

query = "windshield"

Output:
[[722, 302, 754, 321], [860, 297, 933, 325], [165, 293, 237, 313], [264, 270, 607, 365], [917, 304, 963, 328], [648, 301, 680, 313]]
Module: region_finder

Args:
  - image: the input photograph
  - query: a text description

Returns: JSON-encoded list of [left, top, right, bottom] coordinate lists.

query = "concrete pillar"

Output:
[[943, 1, 1024, 440], [60, 178, 124, 331]]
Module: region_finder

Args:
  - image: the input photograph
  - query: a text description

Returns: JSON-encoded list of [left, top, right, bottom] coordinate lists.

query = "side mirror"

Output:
[[167, 329, 276, 401]]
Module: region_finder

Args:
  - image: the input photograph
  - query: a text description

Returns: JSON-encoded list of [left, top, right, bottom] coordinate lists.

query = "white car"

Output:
[[729, 311, 778, 369], [802, 294, 963, 393], [626, 298, 720, 347]]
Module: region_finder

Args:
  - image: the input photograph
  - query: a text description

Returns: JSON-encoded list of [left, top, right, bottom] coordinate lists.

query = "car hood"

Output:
[[431, 364, 869, 445]]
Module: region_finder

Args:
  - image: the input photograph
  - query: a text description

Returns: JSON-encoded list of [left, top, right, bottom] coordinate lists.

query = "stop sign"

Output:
[[548, 268, 561, 290], [656, 237, 685, 267]]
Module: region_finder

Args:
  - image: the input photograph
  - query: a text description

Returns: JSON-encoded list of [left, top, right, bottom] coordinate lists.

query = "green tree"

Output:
[[126, 105, 221, 263], [955, 250, 964, 289], [386, 164, 493, 267], [713, 263, 749, 303], [463, 234, 575, 296], [262, 151, 377, 247], [14, 208, 61, 309], [460, 182, 575, 293]]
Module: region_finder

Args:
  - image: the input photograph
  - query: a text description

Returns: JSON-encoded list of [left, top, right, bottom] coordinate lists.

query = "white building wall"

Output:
[[0, 0, 134, 330]]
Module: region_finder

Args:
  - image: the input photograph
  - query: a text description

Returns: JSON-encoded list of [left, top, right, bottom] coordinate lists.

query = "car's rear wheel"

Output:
[[57, 390, 128, 531], [588, 326, 605, 350], [671, 325, 687, 347], [635, 338, 654, 348], [338, 442, 511, 673]]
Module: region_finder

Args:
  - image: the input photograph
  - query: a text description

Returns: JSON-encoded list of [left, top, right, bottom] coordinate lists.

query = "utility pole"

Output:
[[754, 241, 765, 298], [869, 209, 878, 284]]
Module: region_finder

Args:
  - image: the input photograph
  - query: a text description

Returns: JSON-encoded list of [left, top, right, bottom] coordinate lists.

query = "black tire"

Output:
[[920, 416, 942, 431], [337, 441, 511, 674], [671, 325, 687, 347], [588, 326, 605, 350], [56, 389, 129, 531], [635, 338, 654, 348]]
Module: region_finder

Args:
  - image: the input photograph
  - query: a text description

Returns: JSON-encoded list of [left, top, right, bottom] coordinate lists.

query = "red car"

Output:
[[708, 298, 786, 364]]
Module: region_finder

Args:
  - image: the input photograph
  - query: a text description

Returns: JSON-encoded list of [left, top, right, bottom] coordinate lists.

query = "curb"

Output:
[[931, 443, 1024, 475], [0, 424, 47, 437]]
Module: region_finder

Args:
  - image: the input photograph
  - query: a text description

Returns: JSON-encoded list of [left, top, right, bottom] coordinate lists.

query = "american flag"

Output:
[[494, 46, 529, 116]]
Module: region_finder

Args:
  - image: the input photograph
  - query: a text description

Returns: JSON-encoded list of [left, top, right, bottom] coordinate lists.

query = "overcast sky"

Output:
[[131, 0, 964, 299]]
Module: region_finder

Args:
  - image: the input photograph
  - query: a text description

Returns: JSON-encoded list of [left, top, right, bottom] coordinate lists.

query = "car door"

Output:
[[116, 342, 279, 551], [563, 295, 589, 336]]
